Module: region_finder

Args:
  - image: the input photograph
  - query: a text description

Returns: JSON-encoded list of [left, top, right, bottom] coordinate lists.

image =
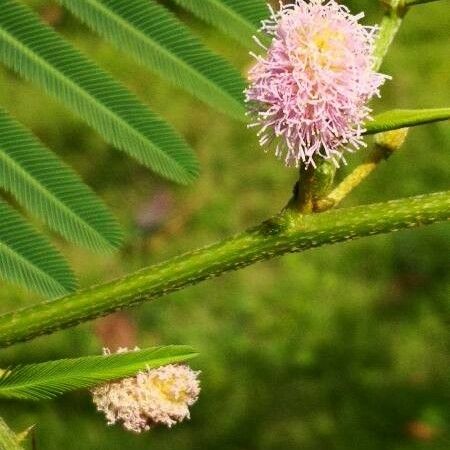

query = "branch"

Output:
[[319, 108, 450, 210], [0, 191, 448, 348], [374, 0, 406, 70], [316, 129, 409, 211]]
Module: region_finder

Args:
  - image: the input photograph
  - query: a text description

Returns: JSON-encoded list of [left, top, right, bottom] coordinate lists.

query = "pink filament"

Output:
[[245, 0, 389, 167]]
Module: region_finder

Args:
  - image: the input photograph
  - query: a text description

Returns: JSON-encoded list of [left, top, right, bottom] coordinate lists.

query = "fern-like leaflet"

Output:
[[0, 200, 76, 297], [0, 108, 122, 253], [172, 0, 269, 47], [57, 0, 247, 120], [0, 0, 199, 185], [0, 346, 198, 400]]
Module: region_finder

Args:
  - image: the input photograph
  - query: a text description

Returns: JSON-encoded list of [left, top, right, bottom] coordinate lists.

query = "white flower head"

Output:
[[92, 348, 201, 433]]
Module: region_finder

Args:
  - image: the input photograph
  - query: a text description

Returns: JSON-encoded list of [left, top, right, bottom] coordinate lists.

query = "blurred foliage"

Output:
[[0, 0, 449, 449]]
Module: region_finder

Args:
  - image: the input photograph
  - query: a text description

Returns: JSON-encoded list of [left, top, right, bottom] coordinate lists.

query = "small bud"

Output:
[[92, 348, 200, 433], [374, 128, 409, 153]]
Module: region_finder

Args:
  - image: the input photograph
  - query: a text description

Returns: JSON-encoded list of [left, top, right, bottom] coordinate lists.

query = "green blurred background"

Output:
[[1, 0, 449, 448]]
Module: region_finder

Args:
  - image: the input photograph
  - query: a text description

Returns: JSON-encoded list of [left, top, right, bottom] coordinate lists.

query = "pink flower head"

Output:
[[245, 0, 388, 167]]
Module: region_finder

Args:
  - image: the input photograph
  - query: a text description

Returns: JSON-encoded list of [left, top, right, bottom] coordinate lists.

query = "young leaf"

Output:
[[0, 0, 198, 184], [57, 0, 246, 120], [0, 346, 198, 400], [0, 200, 76, 297], [0, 417, 23, 450], [365, 108, 450, 134], [172, 0, 268, 48], [0, 108, 122, 253]]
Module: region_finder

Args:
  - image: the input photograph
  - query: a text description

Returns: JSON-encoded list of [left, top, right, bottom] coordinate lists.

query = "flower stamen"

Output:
[[245, 0, 389, 167]]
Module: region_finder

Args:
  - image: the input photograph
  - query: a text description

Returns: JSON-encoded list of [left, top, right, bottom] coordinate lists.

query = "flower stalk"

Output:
[[375, 0, 406, 69], [0, 191, 448, 348], [316, 129, 409, 211], [292, 166, 316, 213], [289, 160, 336, 212]]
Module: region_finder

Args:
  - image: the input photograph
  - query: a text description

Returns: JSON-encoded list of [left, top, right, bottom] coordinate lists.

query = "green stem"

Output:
[[0, 191, 448, 348], [374, 0, 405, 71], [403, 0, 443, 6], [291, 161, 337, 213], [316, 149, 389, 211], [316, 129, 409, 211], [292, 165, 317, 213]]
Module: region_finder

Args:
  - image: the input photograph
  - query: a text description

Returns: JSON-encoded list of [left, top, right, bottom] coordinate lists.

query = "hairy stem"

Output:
[[375, 0, 405, 70], [292, 165, 317, 213], [316, 129, 409, 211], [291, 161, 337, 212], [0, 192, 448, 348], [316, 150, 387, 211]]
